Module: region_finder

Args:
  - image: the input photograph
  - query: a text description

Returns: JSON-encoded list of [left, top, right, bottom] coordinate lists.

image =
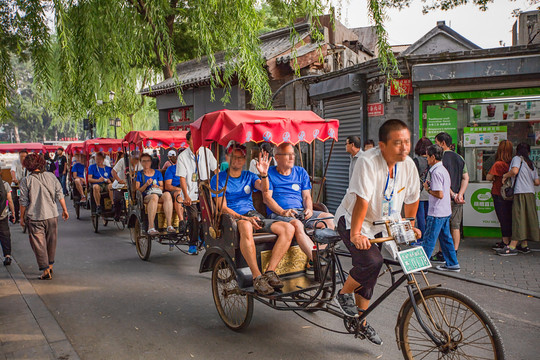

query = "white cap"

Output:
[[168, 150, 177, 157]]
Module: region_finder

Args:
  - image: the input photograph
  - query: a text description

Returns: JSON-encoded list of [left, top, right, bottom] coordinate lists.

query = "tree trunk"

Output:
[[14, 126, 20, 143]]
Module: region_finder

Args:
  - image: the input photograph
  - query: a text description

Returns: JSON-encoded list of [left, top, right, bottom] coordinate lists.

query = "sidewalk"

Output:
[[0, 259, 80, 360], [430, 237, 540, 298]]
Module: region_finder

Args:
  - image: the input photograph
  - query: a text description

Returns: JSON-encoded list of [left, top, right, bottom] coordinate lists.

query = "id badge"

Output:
[[382, 199, 390, 217], [191, 172, 198, 182]]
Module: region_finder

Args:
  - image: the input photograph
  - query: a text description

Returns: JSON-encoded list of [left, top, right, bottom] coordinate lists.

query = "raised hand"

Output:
[[256, 152, 270, 175]]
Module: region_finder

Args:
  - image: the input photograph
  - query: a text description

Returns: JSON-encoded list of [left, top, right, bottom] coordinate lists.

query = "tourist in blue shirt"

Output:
[[87, 152, 113, 214], [163, 150, 186, 231], [71, 154, 86, 202], [263, 143, 334, 272], [135, 153, 175, 236], [210, 144, 294, 296]]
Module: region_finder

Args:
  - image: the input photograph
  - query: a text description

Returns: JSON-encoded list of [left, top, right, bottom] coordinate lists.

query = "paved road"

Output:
[[7, 207, 540, 359]]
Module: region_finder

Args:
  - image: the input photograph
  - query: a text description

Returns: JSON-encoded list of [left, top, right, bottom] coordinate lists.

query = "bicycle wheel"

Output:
[[133, 217, 151, 260], [212, 256, 253, 331], [398, 287, 504, 360]]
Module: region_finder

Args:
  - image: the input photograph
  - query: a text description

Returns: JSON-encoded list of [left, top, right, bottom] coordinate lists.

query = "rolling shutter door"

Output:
[[323, 94, 363, 213]]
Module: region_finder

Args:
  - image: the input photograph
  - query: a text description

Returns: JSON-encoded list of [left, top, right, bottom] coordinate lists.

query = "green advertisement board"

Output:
[[425, 105, 458, 144]]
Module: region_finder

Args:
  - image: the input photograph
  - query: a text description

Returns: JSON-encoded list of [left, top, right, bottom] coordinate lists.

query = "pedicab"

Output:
[[65, 142, 86, 219], [193, 110, 504, 359], [123, 130, 194, 261], [82, 138, 125, 233]]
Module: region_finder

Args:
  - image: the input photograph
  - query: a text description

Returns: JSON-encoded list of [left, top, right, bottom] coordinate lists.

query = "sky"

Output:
[[337, 0, 538, 48]]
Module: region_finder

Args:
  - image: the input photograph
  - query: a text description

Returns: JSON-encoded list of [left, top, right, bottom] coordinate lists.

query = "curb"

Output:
[[427, 268, 540, 299], [6, 259, 81, 360]]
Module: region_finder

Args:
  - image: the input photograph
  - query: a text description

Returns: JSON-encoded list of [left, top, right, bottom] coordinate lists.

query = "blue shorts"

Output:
[[269, 208, 324, 229]]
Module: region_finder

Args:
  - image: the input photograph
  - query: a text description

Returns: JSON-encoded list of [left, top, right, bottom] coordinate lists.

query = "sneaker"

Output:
[[264, 271, 284, 289], [3, 256, 11, 266], [253, 275, 274, 295], [305, 260, 314, 276], [188, 245, 198, 255], [430, 251, 445, 264], [435, 264, 461, 272], [359, 321, 383, 346], [147, 228, 159, 236], [334, 293, 359, 318], [496, 246, 518, 256], [516, 244, 531, 254], [492, 241, 507, 250]]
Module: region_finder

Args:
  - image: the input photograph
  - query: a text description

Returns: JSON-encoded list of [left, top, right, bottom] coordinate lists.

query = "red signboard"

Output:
[[368, 103, 384, 117], [390, 78, 413, 96]]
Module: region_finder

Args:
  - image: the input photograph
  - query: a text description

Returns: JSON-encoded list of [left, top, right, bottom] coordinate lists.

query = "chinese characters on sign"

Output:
[[464, 126, 507, 147], [368, 103, 384, 117], [425, 105, 458, 144], [390, 79, 413, 96]]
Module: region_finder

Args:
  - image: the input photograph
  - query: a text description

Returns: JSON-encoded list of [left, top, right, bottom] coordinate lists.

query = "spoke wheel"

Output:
[[133, 217, 151, 260], [398, 287, 504, 360], [211, 257, 253, 331], [92, 214, 99, 233]]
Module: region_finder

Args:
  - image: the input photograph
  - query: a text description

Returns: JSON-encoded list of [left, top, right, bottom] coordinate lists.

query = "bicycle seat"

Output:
[[312, 228, 341, 244]]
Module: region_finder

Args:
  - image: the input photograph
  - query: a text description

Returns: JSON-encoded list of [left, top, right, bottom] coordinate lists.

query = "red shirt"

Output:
[[489, 161, 510, 196]]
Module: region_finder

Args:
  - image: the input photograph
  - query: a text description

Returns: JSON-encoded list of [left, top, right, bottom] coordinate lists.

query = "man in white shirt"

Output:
[[333, 119, 421, 346], [111, 151, 142, 221], [346, 135, 363, 181], [176, 131, 217, 254], [10, 150, 28, 223]]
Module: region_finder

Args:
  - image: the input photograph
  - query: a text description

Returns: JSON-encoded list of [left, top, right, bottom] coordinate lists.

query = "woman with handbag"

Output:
[[499, 143, 540, 256], [136, 153, 175, 236], [487, 140, 513, 250], [19, 154, 69, 280], [413, 137, 433, 246]]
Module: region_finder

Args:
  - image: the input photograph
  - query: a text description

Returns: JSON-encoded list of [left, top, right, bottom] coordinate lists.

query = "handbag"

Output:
[[501, 158, 523, 201]]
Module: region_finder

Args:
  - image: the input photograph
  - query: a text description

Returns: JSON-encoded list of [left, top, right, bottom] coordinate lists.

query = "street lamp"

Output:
[[109, 117, 121, 139]]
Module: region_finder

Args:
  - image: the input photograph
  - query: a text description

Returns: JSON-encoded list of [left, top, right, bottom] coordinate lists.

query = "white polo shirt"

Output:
[[176, 147, 217, 200], [113, 159, 142, 182], [335, 148, 420, 238], [10, 159, 27, 186]]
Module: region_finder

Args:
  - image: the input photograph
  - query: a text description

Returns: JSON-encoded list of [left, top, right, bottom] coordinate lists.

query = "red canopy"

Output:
[[123, 130, 189, 151], [83, 138, 124, 154], [190, 110, 339, 150], [65, 142, 84, 155], [44, 144, 60, 153], [0, 142, 46, 154]]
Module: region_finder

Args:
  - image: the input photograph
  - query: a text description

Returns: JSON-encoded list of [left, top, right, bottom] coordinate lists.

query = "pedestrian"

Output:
[[0, 175, 16, 266], [19, 153, 69, 280], [151, 150, 160, 169], [44, 152, 56, 173], [432, 132, 469, 262], [54, 147, 68, 195], [363, 139, 375, 151], [345, 135, 362, 181], [421, 145, 460, 272], [487, 140, 513, 250], [413, 137, 433, 246], [498, 143, 540, 256], [10, 149, 28, 223], [334, 119, 421, 345]]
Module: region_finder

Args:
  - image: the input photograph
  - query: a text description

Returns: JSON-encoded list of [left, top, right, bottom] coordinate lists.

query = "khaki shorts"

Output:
[[450, 202, 463, 230], [94, 183, 109, 192]]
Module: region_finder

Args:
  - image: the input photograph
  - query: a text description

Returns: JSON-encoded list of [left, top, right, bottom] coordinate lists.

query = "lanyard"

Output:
[[383, 164, 397, 202], [97, 165, 106, 178]]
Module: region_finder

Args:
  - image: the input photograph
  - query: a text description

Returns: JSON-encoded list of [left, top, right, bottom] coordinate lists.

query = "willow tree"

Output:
[[1, 0, 506, 126]]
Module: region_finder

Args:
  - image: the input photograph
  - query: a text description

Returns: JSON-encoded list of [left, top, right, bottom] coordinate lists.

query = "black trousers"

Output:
[[113, 190, 124, 219], [186, 204, 199, 246], [0, 217, 12, 257], [12, 190, 20, 222], [337, 216, 383, 301]]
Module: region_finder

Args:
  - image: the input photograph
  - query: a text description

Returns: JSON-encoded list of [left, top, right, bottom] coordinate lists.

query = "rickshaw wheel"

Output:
[[212, 257, 253, 331], [92, 214, 99, 233], [133, 217, 151, 260]]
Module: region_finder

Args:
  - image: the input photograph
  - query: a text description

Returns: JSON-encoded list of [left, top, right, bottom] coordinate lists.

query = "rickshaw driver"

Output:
[[136, 153, 176, 235], [177, 131, 218, 255], [111, 151, 142, 222], [87, 152, 114, 215], [71, 154, 86, 202], [333, 119, 421, 346], [164, 150, 186, 231], [211, 145, 295, 295], [262, 143, 334, 271]]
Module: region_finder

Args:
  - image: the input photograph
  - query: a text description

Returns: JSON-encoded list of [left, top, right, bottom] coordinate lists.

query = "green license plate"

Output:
[[124, 192, 129, 201], [397, 247, 432, 274]]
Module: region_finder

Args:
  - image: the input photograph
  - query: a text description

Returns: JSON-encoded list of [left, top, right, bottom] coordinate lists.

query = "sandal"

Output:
[[38, 270, 52, 280]]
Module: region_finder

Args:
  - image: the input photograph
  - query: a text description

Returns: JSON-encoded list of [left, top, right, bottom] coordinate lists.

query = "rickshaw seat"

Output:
[[252, 191, 267, 217], [253, 233, 278, 244]]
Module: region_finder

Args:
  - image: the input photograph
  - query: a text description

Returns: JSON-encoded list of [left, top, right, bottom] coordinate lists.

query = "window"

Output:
[[167, 106, 193, 130]]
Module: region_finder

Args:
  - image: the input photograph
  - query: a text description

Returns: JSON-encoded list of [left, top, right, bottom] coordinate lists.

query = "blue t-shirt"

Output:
[[71, 163, 85, 178], [136, 170, 163, 196], [164, 164, 180, 187], [267, 166, 311, 214], [88, 164, 113, 184], [210, 170, 259, 215]]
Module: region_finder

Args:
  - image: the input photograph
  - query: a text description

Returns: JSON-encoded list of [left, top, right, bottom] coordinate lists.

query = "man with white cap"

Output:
[[164, 149, 186, 230], [176, 131, 217, 254], [111, 151, 143, 221]]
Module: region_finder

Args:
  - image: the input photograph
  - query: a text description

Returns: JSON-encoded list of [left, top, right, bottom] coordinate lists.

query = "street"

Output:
[[4, 206, 540, 359]]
